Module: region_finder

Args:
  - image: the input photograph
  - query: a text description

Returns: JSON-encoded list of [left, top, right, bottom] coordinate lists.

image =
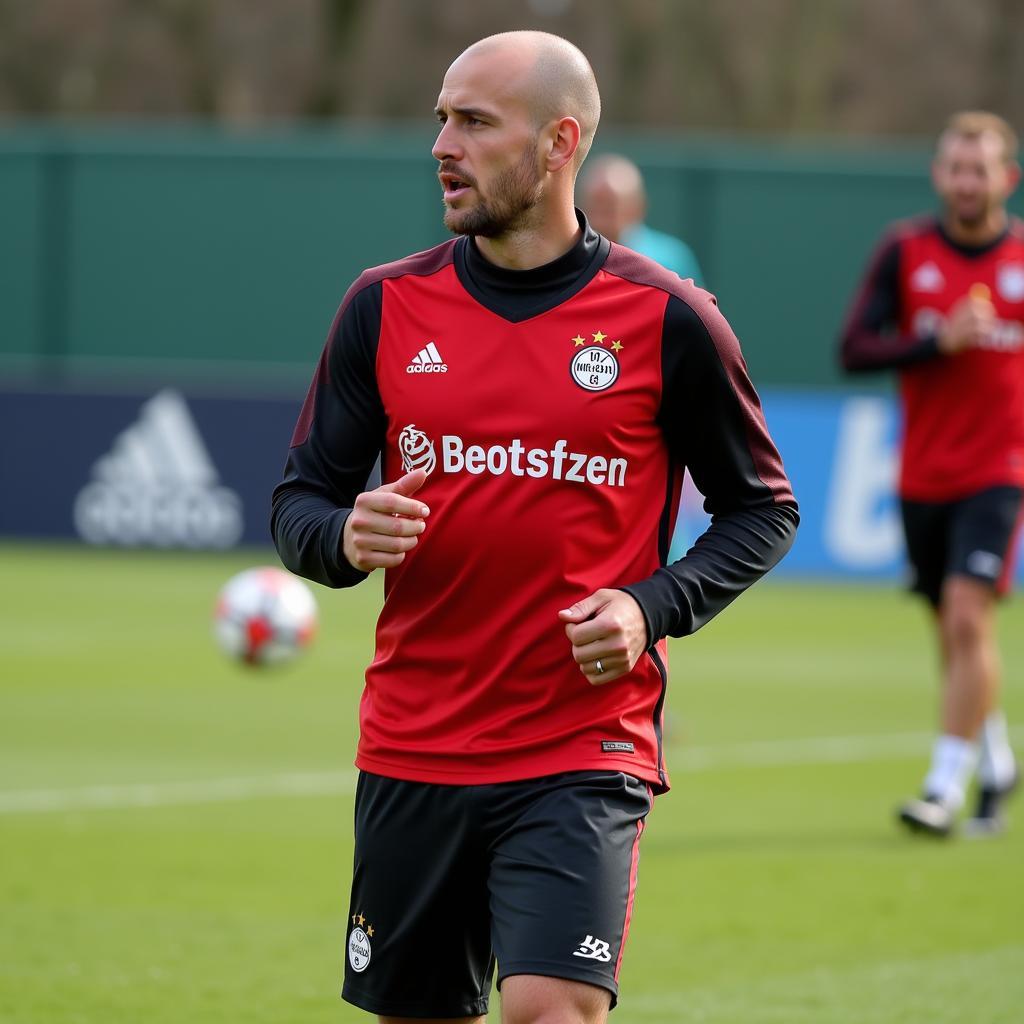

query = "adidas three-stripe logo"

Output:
[[406, 341, 448, 374], [73, 388, 243, 549]]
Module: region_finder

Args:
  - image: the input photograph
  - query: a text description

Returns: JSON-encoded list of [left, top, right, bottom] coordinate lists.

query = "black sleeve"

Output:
[[620, 294, 799, 642], [839, 234, 941, 372], [270, 281, 386, 588]]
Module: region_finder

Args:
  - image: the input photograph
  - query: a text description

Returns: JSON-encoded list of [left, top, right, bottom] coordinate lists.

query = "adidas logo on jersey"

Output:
[[73, 389, 243, 549], [406, 341, 448, 374], [909, 261, 945, 293]]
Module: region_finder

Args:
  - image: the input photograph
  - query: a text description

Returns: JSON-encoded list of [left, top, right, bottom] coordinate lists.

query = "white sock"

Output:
[[923, 735, 977, 809], [977, 711, 1017, 788]]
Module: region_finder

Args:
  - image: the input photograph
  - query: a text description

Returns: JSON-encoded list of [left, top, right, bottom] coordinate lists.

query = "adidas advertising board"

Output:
[[0, 385, 317, 549], [74, 390, 244, 548]]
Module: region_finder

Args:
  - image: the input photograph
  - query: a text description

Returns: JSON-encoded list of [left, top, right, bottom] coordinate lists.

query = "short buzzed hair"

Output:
[[941, 111, 1019, 164], [467, 31, 601, 171], [529, 36, 601, 169]]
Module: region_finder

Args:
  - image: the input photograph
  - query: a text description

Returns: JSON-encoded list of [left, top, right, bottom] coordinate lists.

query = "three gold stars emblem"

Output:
[[570, 330, 623, 351], [351, 911, 374, 937]]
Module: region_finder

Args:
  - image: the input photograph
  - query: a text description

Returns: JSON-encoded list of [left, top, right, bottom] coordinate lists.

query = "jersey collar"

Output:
[[455, 209, 610, 323]]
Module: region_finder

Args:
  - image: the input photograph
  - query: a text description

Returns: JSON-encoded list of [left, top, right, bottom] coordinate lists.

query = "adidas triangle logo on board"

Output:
[[73, 389, 243, 549], [406, 341, 448, 374]]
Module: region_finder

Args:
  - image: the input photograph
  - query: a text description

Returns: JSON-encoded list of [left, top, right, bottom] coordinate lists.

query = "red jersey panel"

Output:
[[273, 226, 797, 793], [362, 266, 671, 786], [897, 222, 1024, 500]]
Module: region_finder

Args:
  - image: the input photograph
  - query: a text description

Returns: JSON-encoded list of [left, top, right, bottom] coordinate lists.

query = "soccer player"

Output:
[[273, 31, 797, 1022], [840, 111, 1024, 838]]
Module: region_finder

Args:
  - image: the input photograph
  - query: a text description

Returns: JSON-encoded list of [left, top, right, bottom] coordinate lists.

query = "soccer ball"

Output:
[[213, 567, 317, 666]]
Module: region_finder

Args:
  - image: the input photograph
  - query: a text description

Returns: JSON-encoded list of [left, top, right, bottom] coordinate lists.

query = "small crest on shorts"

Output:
[[601, 740, 635, 753], [348, 912, 374, 973]]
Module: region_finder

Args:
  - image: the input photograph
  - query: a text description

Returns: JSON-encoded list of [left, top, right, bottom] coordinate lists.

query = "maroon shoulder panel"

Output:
[[602, 242, 708, 304], [339, 239, 460, 316], [603, 243, 794, 504], [290, 240, 459, 448]]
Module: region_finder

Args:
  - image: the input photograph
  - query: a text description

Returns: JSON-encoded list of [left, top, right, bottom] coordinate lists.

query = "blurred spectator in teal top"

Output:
[[583, 154, 709, 565], [580, 154, 704, 285]]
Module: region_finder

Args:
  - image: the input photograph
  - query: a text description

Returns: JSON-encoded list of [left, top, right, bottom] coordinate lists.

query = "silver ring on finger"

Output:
[[595, 659, 605, 675]]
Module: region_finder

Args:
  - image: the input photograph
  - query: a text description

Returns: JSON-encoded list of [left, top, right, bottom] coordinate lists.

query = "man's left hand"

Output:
[[558, 589, 649, 685]]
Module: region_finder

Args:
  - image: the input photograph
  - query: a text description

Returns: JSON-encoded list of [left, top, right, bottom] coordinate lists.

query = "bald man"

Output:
[[273, 31, 797, 1024], [581, 154, 704, 285]]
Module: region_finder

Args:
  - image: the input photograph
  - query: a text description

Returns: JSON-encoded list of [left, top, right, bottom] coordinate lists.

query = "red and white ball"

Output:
[[214, 567, 317, 666]]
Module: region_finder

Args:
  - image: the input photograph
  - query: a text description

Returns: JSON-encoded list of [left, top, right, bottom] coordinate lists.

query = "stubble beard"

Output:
[[947, 192, 999, 231], [443, 146, 543, 239]]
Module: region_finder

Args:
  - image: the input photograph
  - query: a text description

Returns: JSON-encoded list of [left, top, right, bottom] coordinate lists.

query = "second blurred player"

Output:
[[840, 111, 1024, 837]]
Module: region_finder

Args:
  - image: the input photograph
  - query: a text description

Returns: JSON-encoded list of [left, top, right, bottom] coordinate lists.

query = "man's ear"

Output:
[[545, 116, 581, 174], [1005, 160, 1022, 197]]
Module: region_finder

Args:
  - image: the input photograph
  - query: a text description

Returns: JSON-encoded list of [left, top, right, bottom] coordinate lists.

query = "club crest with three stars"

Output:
[[348, 912, 374, 973], [570, 330, 623, 392]]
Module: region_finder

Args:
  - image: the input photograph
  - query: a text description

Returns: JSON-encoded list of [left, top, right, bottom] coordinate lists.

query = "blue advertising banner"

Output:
[[2, 384, 1022, 583], [1, 386, 303, 548], [672, 390, 1024, 583]]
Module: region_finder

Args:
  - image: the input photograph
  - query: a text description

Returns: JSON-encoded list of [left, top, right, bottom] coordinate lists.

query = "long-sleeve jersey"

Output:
[[272, 214, 798, 791], [840, 215, 1024, 501]]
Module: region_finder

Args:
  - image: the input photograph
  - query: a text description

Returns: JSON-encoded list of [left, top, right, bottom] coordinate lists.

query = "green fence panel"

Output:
[[3, 126, 1021, 391], [0, 147, 44, 366], [62, 134, 442, 382]]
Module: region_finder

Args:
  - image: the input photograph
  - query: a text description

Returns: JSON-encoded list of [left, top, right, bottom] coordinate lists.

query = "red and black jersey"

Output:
[[841, 216, 1024, 501], [273, 213, 798, 792]]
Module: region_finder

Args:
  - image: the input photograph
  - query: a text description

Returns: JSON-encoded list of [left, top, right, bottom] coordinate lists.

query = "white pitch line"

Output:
[[1, 727, 1021, 816], [0, 771, 357, 815], [675, 730, 939, 770]]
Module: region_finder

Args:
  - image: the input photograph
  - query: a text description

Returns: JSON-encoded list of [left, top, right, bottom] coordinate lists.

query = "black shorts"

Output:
[[901, 485, 1024, 607], [341, 769, 653, 1018]]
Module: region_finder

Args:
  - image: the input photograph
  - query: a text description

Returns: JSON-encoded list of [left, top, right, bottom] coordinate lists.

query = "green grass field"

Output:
[[2, 542, 1023, 1023]]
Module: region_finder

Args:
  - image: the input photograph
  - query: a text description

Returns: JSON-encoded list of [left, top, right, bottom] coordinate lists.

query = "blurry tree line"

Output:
[[2, 0, 1023, 137]]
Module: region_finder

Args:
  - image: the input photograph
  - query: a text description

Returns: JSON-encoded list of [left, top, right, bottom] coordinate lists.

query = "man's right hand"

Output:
[[938, 294, 996, 354], [342, 469, 430, 572]]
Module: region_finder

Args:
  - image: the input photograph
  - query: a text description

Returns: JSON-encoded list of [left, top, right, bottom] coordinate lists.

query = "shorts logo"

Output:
[[966, 550, 1003, 579], [398, 424, 437, 475], [573, 934, 612, 962], [348, 914, 373, 973], [601, 740, 635, 753]]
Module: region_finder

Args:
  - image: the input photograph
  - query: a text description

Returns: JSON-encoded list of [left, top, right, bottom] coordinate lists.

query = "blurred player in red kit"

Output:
[[841, 111, 1023, 837]]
